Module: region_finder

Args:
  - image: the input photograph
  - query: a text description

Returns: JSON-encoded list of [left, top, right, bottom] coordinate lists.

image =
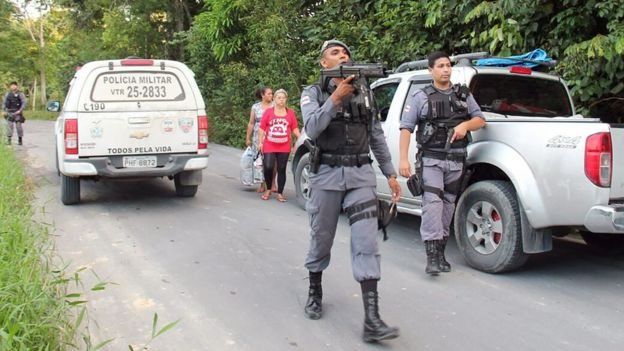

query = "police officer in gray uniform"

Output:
[[3, 81, 27, 145], [300, 40, 401, 343], [398, 52, 485, 275]]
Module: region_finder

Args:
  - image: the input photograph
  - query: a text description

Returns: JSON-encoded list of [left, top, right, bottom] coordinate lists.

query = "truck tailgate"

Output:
[[610, 126, 624, 199], [77, 111, 198, 157]]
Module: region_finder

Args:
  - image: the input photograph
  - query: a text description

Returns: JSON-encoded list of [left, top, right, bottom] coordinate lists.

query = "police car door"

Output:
[[371, 80, 401, 196]]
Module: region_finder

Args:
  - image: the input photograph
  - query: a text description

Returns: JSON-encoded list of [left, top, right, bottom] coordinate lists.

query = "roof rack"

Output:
[[395, 52, 489, 73]]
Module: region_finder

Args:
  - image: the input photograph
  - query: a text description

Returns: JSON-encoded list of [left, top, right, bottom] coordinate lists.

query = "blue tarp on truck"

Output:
[[475, 49, 554, 68]]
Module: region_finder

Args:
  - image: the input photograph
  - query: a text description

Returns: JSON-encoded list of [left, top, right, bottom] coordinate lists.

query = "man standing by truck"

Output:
[[300, 39, 401, 343], [398, 52, 486, 275], [3, 81, 27, 145]]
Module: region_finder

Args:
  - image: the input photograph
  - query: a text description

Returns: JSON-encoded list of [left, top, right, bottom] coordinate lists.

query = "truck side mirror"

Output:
[[46, 100, 61, 112]]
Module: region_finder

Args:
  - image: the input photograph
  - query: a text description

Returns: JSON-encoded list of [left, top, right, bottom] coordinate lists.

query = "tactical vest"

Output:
[[5, 92, 22, 112], [313, 85, 370, 156], [416, 84, 471, 150]]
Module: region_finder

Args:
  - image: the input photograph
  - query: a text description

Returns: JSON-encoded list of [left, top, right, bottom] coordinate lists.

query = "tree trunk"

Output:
[[39, 16, 47, 107], [32, 77, 37, 111], [174, 0, 185, 60]]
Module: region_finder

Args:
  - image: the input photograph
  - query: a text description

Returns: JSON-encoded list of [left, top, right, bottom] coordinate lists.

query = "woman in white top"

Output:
[[246, 86, 274, 192]]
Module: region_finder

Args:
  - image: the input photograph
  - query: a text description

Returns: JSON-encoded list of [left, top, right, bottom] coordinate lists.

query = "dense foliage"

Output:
[[1, 0, 622, 146], [188, 0, 624, 147]]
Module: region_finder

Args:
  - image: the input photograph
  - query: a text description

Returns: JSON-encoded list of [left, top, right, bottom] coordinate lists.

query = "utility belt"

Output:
[[320, 153, 372, 167], [421, 149, 467, 162], [4, 110, 24, 123]]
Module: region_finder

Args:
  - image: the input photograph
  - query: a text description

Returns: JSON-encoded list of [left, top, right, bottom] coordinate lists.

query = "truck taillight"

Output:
[[585, 132, 611, 187], [64, 119, 79, 155], [198, 115, 208, 149]]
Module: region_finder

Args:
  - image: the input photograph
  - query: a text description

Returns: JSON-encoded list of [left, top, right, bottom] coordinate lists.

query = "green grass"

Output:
[[26, 110, 58, 121], [0, 142, 75, 350]]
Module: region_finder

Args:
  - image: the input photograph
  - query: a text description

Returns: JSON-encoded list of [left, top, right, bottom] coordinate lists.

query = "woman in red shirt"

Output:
[[258, 89, 301, 202]]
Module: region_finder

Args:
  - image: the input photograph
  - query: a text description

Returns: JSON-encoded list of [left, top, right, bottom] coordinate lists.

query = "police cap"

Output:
[[320, 39, 351, 57]]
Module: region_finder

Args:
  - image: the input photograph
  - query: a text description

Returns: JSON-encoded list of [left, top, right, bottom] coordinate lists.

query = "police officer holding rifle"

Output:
[[299, 39, 401, 343]]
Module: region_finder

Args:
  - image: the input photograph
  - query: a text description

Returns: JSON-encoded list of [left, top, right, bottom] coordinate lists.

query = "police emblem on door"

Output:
[[162, 119, 175, 133], [179, 118, 194, 133], [90, 121, 103, 138]]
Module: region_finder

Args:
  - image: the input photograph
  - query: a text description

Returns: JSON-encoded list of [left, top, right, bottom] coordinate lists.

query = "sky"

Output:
[[12, 0, 50, 19]]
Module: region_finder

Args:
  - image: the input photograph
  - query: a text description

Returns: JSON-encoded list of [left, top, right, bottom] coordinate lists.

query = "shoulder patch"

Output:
[[300, 95, 311, 106]]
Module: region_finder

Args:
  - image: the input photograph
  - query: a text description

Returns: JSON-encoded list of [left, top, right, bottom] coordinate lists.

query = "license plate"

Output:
[[122, 156, 157, 168]]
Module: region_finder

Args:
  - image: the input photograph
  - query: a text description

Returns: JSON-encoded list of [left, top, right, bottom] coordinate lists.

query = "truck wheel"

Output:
[[61, 174, 80, 205], [454, 180, 528, 273], [580, 231, 624, 255], [174, 174, 198, 197], [294, 153, 311, 210]]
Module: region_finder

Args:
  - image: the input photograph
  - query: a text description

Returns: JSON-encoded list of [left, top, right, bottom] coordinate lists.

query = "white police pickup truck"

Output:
[[292, 54, 624, 273], [50, 58, 209, 205]]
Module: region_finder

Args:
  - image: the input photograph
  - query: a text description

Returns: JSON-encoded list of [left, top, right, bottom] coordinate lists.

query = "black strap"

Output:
[[445, 178, 462, 195], [423, 85, 437, 95], [421, 150, 466, 162], [345, 198, 378, 217], [346, 198, 378, 225], [424, 185, 444, 200], [348, 210, 378, 225], [320, 154, 372, 167]]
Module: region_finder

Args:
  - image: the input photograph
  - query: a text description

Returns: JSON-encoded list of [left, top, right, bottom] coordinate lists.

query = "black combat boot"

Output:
[[425, 240, 441, 275], [18, 137, 22, 145], [438, 236, 451, 272], [304, 283, 322, 319], [362, 287, 399, 343], [304, 271, 323, 320]]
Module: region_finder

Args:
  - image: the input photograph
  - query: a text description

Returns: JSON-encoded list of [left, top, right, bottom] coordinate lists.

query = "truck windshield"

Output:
[[470, 74, 573, 117]]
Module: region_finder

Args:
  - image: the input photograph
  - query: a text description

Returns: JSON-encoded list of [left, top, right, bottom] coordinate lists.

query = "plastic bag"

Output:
[[253, 153, 264, 184], [240, 147, 255, 186]]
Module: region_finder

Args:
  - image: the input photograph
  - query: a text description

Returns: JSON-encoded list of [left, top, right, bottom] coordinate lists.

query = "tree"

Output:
[[14, 0, 52, 108], [0, 1, 38, 106]]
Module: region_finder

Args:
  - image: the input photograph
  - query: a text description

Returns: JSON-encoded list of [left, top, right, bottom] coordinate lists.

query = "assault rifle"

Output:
[[320, 62, 388, 89], [320, 62, 389, 126]]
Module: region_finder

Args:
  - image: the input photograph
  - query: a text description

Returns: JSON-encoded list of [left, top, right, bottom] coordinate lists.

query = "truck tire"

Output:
[[294, 153, 311, 210], [580, 231, 624, 255], [174, 174, 198, 197], [454, 180, 528, 273], [61, 174, 80, 205]]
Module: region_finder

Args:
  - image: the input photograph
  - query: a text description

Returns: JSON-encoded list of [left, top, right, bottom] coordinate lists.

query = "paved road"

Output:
[[17, 121, 624, 350]]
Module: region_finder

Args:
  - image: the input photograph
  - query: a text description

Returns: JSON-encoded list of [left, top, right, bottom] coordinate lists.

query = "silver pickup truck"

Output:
[[292, 58, 624, 273]]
